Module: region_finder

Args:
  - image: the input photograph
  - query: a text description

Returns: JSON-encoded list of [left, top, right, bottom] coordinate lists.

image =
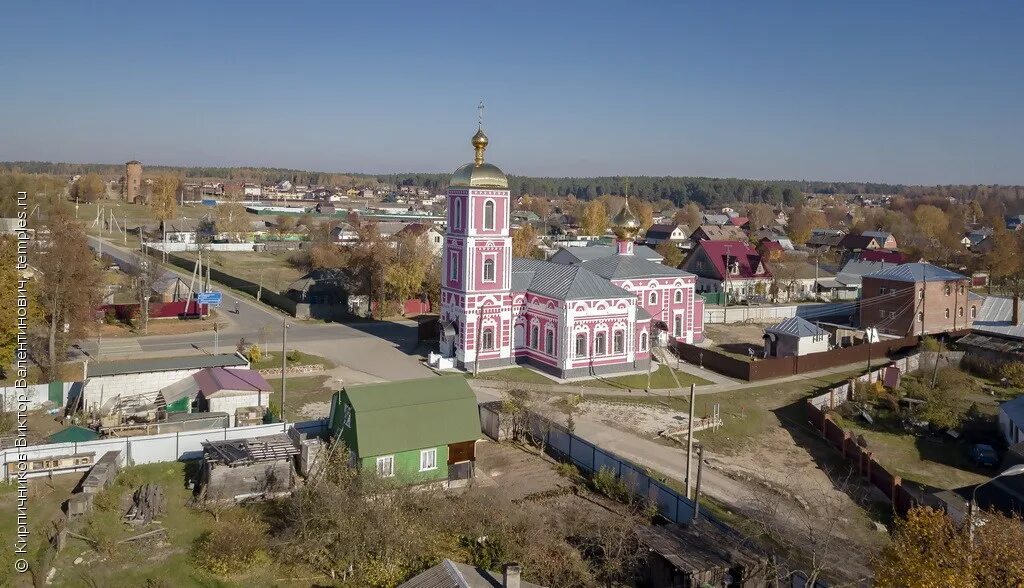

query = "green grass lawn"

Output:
[[269, 374, 334, 421], [249, 350, 334, 370], [468, 364, 713, 389], [588, 365, 713, 390], [467, 366, 556, 385], [832, 415, 988, 490], [179, 250, 303, 293]]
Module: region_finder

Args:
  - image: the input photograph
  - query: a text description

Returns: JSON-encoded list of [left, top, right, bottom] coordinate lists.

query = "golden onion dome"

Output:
[[450, 127, 508, 189], [612, 198, 641, 240]]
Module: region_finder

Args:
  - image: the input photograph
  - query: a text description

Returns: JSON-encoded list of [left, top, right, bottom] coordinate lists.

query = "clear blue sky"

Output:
[[3, 1, 1022, 184]]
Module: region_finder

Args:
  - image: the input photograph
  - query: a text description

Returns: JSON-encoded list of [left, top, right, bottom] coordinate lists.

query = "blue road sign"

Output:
[[197, 291, 223, 305]]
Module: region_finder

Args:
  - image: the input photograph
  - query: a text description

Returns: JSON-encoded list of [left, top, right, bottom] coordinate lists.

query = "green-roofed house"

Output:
[[46, 426, 100, 444], [328, 375, 481, 486]]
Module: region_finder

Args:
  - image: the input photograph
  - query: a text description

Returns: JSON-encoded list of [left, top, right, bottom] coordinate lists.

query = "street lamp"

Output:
[[968, 463, 1024, 545]]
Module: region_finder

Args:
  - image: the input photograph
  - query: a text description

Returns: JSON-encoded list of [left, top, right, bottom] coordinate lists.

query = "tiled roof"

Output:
[[581, 254, 694, 280], [512, 258, 633, 300], [764, 316, 827, 338], [863, 262, 967, 283]]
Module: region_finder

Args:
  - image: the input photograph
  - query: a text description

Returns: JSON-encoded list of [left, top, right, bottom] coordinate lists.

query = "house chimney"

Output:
[[1015, 294, 1022, 327], [503, 563, 521, 588]]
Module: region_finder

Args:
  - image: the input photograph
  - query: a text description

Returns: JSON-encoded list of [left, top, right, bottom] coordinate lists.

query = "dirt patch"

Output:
[[99, 314, 225, 338], [575, 400, 690, 438], [296, 400, 331, 419]]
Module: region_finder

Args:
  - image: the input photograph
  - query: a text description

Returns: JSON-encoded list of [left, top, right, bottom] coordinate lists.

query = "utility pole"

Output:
[[685, 383, 696, 499], [722, 244, 732, 324], [280, 318, 289, 422], [693, 444, 705, 521], [213, 322, 219, 354]]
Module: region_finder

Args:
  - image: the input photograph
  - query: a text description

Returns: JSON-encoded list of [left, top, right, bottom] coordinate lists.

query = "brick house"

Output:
[[859, 262, 973, 336]]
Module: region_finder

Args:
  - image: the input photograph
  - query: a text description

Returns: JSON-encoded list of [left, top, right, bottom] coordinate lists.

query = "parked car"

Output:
[[969, 444, 999, 467]]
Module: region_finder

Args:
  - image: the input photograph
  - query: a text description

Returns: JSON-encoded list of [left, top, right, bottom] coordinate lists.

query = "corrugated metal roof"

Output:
[[581, 254, 694, 280], [972, 296, 1024, 340], [87, 354, 249, 377], [333, 375, 480, 458], [863, 262, 967, 283], [551, 244, 663, 263], [1000, 396, 1024, 436], [512, 258, 634, 300], [835, 259, 889, 286], [398, 559, 545, 588], [636, 306, 652, 320], [764, 316, 827, 338]]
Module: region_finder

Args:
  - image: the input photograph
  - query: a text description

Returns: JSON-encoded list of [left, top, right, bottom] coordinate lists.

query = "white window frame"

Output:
[[481, 327, 495, 351], [613, 330, 624, 354], [419, 448, 437, 471], [483, 199, 496, 230], [674, 289, 682, 303], [452, 198, 462, 229], [649, 291, 657, 304], [575, 333, 588, 358], [482, 257, 496, 282], [376, 455, 395, 477], [448, 251, 459, 281], [594, 332, 607, 356]]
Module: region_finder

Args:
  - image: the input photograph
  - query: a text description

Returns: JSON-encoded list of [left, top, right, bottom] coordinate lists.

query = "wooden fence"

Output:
[[674, 335, 921, 382]]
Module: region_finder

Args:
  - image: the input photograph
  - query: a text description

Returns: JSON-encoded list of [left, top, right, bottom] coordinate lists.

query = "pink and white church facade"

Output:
[[439, 127, 704, 378]]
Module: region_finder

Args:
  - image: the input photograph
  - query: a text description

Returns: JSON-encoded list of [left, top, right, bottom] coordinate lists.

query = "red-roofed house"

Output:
[[192, 367, 272, 426], [727, 216, 749, 229], [681, 240, 773, 302]]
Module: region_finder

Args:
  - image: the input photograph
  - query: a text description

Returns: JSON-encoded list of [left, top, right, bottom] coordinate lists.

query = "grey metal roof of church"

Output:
[[581, 254, 694, 280], [511, 258, 633, 301]]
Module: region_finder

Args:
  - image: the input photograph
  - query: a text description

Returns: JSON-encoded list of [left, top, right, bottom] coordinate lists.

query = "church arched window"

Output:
[[483, 200, 495, 230], [483, 258, 495, 282], [452, 198, 462, 229], [640, 332, 648, 351]]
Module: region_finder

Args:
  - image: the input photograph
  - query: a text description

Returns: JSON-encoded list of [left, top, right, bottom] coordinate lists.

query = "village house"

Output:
[[328, 375, 481, 486], [644, 223, 690, 247], [158, 219, 199, 243], [395, 222, 445, 255], [859, 262, 974, 337], [762, 316, 831, 357], [681, 240, 773, 303], [689, 224, 747, 243]]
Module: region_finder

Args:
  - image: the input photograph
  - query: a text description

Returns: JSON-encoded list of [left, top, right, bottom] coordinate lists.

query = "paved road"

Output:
[[84, 236, 434, 384]]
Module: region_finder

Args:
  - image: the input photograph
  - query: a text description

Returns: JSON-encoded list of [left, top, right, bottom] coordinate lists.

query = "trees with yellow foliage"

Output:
[[512, 224, 543, 258], [874, 506, 1024, 587], [580, 201, 609, 236]]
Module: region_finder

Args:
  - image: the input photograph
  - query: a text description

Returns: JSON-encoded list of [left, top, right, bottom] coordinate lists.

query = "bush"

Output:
[[286, 349, 301, 362], [961, 354, 1000, 379], [245, 344, 262, 363], [192, 510, 269, 576], [556, 462, 580, 479], [920, 336, 943, 352], [589, 466, 632, 503], [1001, 362, 1024, 388]]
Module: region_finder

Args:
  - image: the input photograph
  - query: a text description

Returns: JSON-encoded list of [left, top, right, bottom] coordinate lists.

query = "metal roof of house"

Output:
[[835, 259, 890, 286], [636, 306, 652, 321], [863, 262, 967, 283], [87, 354, 249, 378], [581, 254, 694, 280], [46, 426, 100, 444], [764, 316, 828, 338], [398, 559, 545, 588], [971, 296, 1024, 340], [193, 367, 271, 396], [511, 258, 634, 300], [1001, 396, 1024, 438], [333, 375, 480, 457], [645, 223, 688, 240]]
